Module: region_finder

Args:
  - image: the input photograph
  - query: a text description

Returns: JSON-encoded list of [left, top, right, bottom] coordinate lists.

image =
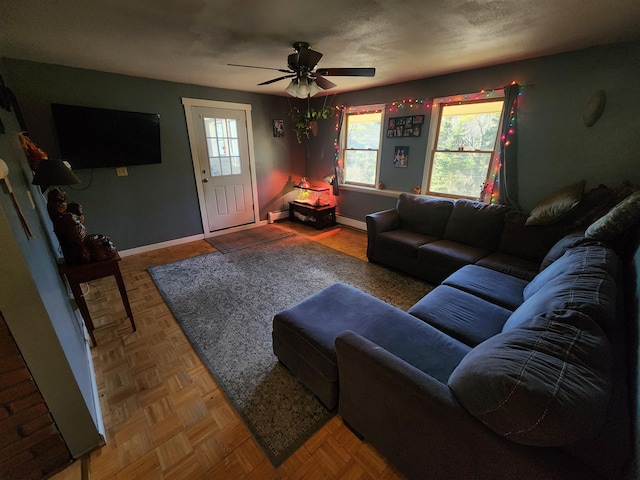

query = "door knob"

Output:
[[203, 178, 209, 183]]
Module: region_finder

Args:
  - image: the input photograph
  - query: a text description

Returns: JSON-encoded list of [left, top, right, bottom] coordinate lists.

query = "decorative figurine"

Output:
[[46, 188, 116, 264]]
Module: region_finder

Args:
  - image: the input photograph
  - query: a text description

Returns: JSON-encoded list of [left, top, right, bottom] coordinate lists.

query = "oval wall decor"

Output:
[[583, 90, 606, 127]]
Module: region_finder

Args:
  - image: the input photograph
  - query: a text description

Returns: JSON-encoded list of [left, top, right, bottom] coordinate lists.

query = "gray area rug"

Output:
[[148, 234, 431, 466], [204, 224, 295, 253]]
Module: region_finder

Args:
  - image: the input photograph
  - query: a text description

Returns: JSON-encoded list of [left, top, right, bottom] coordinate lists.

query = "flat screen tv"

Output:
[[51, 103, 161, 169]]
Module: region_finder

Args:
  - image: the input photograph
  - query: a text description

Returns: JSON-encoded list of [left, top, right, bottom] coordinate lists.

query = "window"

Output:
[[427, 99, 504, 198], [341, 106, 383, 187]]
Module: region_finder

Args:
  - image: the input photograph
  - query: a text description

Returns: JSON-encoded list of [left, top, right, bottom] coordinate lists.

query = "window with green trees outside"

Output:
[[428, 100, 504, 198], [343, 110, 383, 186]]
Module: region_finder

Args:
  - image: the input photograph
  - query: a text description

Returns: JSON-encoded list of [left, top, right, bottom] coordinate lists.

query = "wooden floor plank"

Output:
[[50, 223, 405, 480]]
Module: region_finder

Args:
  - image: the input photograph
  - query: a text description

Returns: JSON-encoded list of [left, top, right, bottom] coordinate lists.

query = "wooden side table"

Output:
[[58, 253, 136, 346]]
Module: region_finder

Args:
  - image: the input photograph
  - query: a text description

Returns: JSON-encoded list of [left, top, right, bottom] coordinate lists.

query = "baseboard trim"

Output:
[[336, 215, 366, 231], [119, 215, 366, 257], [118, 234, 205, 257]]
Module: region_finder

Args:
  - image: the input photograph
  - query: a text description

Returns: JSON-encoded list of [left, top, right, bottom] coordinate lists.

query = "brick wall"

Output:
[[0, 311, 72, 480]]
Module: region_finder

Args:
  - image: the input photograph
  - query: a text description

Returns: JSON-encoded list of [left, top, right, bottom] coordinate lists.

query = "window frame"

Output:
[[340, 104, 385, 188], [424, 95, 505, 200]]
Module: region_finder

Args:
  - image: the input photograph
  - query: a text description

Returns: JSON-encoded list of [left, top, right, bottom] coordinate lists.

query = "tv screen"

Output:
[[51, 103, 161, 169]]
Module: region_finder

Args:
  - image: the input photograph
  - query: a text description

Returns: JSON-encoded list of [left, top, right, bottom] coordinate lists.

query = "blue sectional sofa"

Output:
[[337, 236, 633, 479], [273, 190, 639, 479]]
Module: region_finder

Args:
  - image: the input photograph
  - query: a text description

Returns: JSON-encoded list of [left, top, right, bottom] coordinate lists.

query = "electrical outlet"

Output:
[[116, 167, 128, 176]]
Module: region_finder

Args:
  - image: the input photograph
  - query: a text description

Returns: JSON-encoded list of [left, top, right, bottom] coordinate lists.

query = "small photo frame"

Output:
[[273, 119, 284, 137], [386, 115, 424, 137], [393, 146, 409, 168]]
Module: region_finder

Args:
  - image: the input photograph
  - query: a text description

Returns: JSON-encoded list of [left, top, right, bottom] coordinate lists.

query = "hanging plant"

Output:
[[290, 105, 333, 143]]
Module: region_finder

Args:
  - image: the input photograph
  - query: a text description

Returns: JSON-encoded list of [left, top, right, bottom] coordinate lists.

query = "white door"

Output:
[[183, 99, 259, 234]]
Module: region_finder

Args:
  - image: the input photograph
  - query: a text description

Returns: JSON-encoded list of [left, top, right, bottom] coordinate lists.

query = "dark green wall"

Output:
[[0, 59, 103, 455], [2, 59, 304, 250], [305, 41, 640, 222], [4, 41, 640, 244]]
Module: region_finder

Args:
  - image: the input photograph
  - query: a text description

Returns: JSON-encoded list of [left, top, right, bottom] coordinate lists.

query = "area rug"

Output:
[[204, 224, 295, 253], [148, 234, 431, 466]]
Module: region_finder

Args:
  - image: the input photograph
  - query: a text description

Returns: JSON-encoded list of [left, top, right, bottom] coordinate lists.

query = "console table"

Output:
[[58, 253, 136, 346]]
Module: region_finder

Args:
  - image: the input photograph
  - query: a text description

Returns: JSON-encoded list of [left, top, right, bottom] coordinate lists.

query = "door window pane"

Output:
[[204, 116, 241, 177]]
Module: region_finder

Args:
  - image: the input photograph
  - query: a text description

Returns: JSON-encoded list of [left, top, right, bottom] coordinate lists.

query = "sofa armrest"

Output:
[[365, 209, 400, 259], [335, 331, 598, 480], [366, 208, 400, 233]]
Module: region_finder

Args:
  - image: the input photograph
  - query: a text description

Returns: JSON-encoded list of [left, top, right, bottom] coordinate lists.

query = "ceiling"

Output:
[[1, 0, 640, 97]]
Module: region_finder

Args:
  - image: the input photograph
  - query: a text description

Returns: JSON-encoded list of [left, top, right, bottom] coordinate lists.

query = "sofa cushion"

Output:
[[475, 252, 540, 281], [448, 310, 613, 447], [525, 180, 585, 226], [503, 245, 618, 334], [417, 240, 490, 282], [376, 229, 439, 257], [396, 193, 454, 237], [498, 210, 564, 263], [408, 285, 512, 346], [444, 199, 507, 250], [526, 244, 618, 300], [442, 265, 528, 311], [418, 239, 489, 265]]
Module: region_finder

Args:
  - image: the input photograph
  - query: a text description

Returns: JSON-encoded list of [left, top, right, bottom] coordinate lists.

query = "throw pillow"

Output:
[[448, 310, 612, 447], [525, 180, 585, 226], [585, 190, 640, 240]]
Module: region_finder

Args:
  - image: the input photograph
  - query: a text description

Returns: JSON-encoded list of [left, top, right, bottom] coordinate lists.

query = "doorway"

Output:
[[182, 98, 259, 235]]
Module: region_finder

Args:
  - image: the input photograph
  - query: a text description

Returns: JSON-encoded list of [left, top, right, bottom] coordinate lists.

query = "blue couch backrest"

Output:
[[444, 199, 508, 251], [503, 243, 619, 336], [396, 193, 454, 237]]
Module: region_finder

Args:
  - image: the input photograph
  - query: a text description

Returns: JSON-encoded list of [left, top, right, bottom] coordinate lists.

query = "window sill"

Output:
[[338, 184, 472, 203], [339, 184, 403, 198]]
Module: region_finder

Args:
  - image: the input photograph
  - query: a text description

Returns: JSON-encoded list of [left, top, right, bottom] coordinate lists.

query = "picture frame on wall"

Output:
[[387, 115, 424, 137], [273, 119, 284, 137], [393, 146, 409, 167]]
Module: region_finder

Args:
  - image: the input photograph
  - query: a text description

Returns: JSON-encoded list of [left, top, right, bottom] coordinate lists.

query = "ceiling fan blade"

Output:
[[257, 74, 295, 86], [315, 67, 376, 77], [298, 46, 323, 69], [313, 75, 337, 90], [228, 63, 292, 74], [287, 52, 300, 71]]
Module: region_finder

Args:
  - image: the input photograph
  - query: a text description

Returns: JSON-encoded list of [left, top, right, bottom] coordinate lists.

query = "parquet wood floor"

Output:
[[51, 223, 405, 480]]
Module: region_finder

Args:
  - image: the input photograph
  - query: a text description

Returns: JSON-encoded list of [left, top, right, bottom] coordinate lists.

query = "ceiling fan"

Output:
[[228, 42, 375, 98]]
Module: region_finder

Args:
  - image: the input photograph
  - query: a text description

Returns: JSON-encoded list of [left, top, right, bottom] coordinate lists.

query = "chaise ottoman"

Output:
[[272, 282, 469, 410]]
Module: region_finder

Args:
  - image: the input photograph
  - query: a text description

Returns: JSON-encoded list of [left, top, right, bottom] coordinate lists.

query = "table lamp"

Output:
[[31, 159, 81, 191]]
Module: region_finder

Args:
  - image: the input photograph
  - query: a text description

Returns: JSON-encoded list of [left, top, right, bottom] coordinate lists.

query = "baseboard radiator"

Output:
[[267, 210, 290, 223]]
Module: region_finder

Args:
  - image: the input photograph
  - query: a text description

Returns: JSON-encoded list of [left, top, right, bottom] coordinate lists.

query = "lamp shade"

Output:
[[32, 159, 81, 187]]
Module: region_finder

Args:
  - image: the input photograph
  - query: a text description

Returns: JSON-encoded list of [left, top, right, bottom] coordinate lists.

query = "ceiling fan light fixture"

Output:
[[285, 79, 300, 97], [285, 77, 320, 98], [308, 80, 321, 97]]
